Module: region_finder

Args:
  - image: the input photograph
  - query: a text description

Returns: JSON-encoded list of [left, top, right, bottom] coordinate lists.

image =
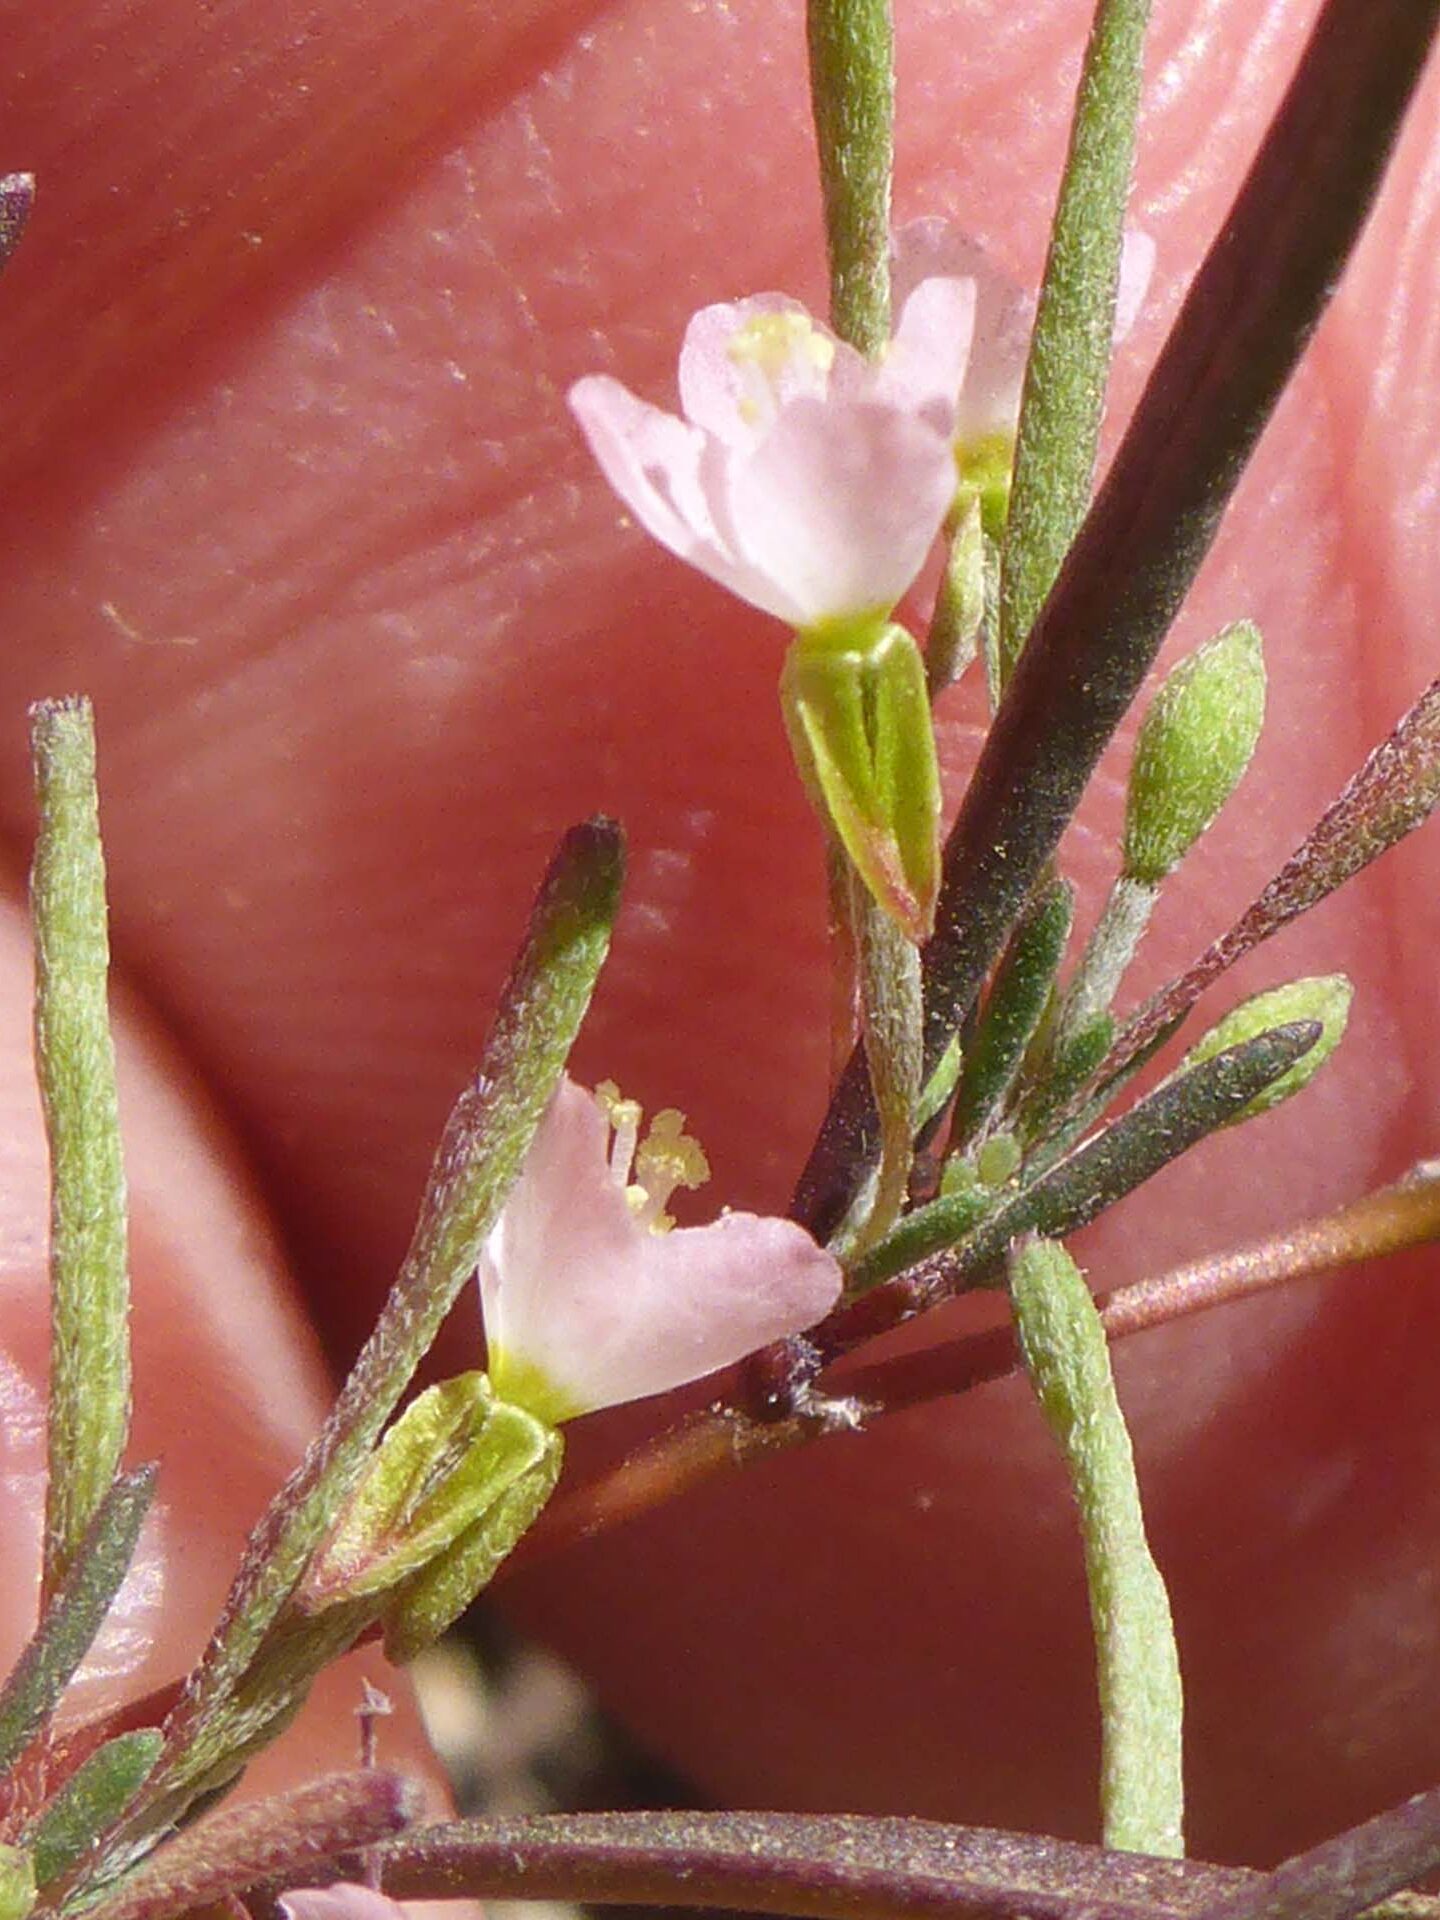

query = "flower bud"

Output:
[[1180, 975, 1352, 1123], [782, 619, 941, 941], [1123, 621, 1266, 885], [298, 1372, 559, 1613]]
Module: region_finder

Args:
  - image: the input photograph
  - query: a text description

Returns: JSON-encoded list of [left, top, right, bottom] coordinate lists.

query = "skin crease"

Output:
[[0, 0, 1436, 1876]]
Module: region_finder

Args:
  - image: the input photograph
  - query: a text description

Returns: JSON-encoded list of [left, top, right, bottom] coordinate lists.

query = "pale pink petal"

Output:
[[678, 295, 836, 447], [568, 374, 761, 606], [543, 1207, 842, 1415], [281, 1887, 413, 1920], [479, 1080, 842, 1419], [873, 275, 976, 434], [1115, 228, 1157, 344], [723, 398, 956, 626]]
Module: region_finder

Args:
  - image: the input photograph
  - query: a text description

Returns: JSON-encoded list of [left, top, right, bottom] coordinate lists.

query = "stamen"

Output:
[[595, 1078, 643, 1187], [727, 309, 836, 382], [633, 1108, 712, 1232]]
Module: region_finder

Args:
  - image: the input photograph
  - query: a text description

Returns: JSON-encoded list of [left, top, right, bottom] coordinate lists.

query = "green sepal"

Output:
[[382, 1435, 563, 1665], [1123, 621, 1266, 884], [0, 1847, 34, 1920], [1179, 975, 1351, 1123], [956, 434, 1015, 544], [783, 620, 941, 942], [24, 1729, 162, 1888], [925, 492, 986, 700], [298, 1373, 556, 1611]]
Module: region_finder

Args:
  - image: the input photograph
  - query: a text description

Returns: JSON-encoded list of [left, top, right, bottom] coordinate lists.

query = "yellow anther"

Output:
[[727, 310, 836, 381]]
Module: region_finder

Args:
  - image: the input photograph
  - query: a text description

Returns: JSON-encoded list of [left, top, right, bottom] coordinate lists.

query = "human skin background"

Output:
[[0, 0, 1436, 1872]]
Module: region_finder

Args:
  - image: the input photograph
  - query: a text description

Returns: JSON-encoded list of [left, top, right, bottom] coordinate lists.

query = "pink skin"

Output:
[[0, 0, 1435, 1872]]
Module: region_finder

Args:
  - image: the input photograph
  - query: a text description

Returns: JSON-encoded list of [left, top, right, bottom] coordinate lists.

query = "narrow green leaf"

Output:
[[793, 0, 1440, 1245], [94, 1771, 422, 1920], [30, 697, 131, 1597], [25, 1729, 161, 1887], [847, 1179, 993, 1297], [953, 877, 1074, 1147], [1017, 1011, 1115, 1147], [846, 1021, 1318, 1301], [0, 1466, 156, 1777], [807, 0, 892, 355], [1010, 1236, 1183, 1856], [1179, 976, 1351, 1123], [997, 0, 1152, 685], [156, 820, 622, 1800]]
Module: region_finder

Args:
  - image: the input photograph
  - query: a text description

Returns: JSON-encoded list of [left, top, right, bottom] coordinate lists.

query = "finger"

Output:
[[0, 882, 450, 1809], [0, 0, 1433, 1864]]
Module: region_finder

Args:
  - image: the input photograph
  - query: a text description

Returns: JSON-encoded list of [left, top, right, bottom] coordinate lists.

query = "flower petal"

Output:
[[478, 1079, 842, 1419], [1115, 228, 1157, 344], [724, 398, 957, 626], [873, 275, 976, 435], [569, 374, 723, 553], [892, 218, 1033, 442], [570, 373, 821, 623], [678, 295, 839, 447], [281, 1888, 413, 1920]]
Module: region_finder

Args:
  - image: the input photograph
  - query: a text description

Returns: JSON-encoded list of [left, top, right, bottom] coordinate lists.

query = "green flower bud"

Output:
[[1123, 621, 1266, 885], [299, 1372, 559, 1613], [783, 619, 942, 942], [1181, 975, 1352, 1123]]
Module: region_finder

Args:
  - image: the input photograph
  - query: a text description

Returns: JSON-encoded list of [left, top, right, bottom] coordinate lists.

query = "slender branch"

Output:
[[791, 0, 1440, 1245], [522, 1166, 1440, 1565], [374, 1809, 1251, 1920]]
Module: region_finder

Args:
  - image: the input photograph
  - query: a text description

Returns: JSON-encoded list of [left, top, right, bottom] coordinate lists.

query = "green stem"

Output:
[[807, 0, 893, 355], [850, 886, 921, 1257]]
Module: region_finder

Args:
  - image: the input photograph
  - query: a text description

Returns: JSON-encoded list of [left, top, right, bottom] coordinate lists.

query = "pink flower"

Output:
[[478, 1078, 843, 1424], [569, 279, 976, 629], [892, 217, 1156, 444], [281, 1887, 413, 1920]]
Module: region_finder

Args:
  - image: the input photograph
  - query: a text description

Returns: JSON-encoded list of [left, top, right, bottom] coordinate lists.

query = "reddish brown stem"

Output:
[[518, 1169, 1440, 1565]]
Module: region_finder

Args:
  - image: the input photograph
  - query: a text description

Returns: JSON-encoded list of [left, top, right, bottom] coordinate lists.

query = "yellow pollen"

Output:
[[595, 1081, 711, 1233], [727, 310, 836, 382]]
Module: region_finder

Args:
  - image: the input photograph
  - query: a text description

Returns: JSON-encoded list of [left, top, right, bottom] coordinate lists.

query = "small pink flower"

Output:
[[569, 280, 976, 629], [478, 1077, 843, 1424], [892, 217, 1156, 444], [281, 1887, 413, 1920]]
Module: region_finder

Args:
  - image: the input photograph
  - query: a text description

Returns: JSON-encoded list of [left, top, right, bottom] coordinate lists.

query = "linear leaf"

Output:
[[30, 697, 131, 1597], [0, 1466, 155, 1777], [998, 0, 1152, 684]]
